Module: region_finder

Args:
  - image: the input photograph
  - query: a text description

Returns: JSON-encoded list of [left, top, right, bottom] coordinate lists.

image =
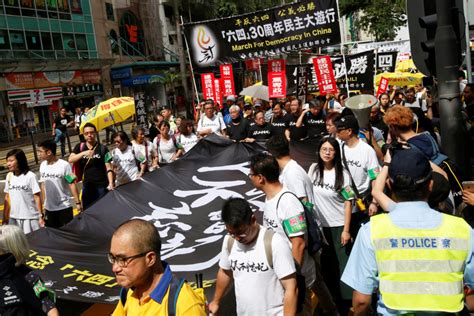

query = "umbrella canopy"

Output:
[[239, 84, 269, 101], [80, 97, 135, 133], [375, 72, 425, 88]]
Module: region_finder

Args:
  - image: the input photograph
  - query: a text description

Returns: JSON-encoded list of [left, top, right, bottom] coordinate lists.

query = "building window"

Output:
[[109, 29, 119, 54], [119, 11, 145, 56], [4, 0, 20, 15], [52, 33, 63, 50], [10, 31, 26, 50], [75, 34, 87, 50], [62, 34, 75, 50], [105, 2, 114, 21], [26, 31, 41, 50], [41, 32, 53, 50], [0, 30, 10, 50]]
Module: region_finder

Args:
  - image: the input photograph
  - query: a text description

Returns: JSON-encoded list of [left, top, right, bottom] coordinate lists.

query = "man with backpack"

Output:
[[110, 219, 206, 316], [68, 122, 114, 210], [209, 198, 297, 315], [249, 152, 316, 315]]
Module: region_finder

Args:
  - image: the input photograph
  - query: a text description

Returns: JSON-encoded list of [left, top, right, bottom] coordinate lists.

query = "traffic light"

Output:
[[407, 0, 465, 78], [407, 0, 437, 76]]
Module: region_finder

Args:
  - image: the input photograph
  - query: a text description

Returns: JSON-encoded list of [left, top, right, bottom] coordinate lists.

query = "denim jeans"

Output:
[[82, 182, 108, 210]]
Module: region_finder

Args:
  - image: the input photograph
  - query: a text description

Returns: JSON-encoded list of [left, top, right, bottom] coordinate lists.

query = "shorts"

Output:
[[10, 218, 40, 234]]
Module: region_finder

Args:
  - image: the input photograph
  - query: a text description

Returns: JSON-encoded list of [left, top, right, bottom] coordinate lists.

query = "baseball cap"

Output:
[[389, 147, 432, 185], [226, 95, 236, 102], [254, 100, 262, 107], [335, 115, 359, 132], [243, 103, 252, 110]]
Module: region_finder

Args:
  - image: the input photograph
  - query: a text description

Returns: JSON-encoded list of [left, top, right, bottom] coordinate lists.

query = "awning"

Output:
[[121, 74, 164, 87]]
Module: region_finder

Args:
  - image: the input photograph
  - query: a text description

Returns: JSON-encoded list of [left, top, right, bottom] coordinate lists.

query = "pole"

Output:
[[335, 0, 350, 95], [66, 130, 72, 154], [463, 0, 472, 81], [182, 25, 200, 105], [435, 0, 469, 176], [29, 129, 38, 165], [175, 8, 191, 118]]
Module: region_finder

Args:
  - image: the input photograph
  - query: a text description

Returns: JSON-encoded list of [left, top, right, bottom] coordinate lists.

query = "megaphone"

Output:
[[344, 94, 378, 129]]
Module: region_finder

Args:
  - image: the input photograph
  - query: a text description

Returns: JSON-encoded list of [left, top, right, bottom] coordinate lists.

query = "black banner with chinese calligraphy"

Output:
[[331, 51, 375, 92], [134, 92, 149, 135], [376, 51, 398, 73], [26, 136, 266, 304], [184, 0, 340, 67]]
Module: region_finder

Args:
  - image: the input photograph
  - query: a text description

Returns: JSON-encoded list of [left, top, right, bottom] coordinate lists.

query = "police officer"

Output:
[[341, 147, 474, 314]]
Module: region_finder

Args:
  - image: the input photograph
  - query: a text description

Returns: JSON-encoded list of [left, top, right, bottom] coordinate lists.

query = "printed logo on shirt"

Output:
[[9, 184, 30, 191], [282, 213, 307, 235], [345, 159, 362, 168], [40, 172, 63, 180], [263, 215, 279, 230], [230, 259, 270, 272]]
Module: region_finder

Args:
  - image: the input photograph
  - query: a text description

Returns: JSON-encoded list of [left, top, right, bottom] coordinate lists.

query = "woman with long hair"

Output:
[[131, 127, 158, 176], [153, 121, 182, 165], [307, 136, 354, 314], [2, 149, 43, 233], [112, 131, 140, 186]]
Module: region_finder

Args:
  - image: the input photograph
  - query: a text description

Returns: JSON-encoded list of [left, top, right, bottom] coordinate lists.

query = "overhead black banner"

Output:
[[26, 136, 266, 304], [184, 0, 341, 68], [376, 51, 398, 73], [331, 51, 375, 92]]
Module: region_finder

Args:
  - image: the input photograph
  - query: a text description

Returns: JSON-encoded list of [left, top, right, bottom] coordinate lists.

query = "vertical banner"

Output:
[[245, 58, 262, 70], [134, 92, 149, 135], [268, 60, 286, 99], [220, 64, 235, 97], [376, 77, 389, 98], [376, 52, 398, 73], [312, 56, 338, 95], [296, 66, 308, 102], [201, 73, 216, 101], [214, 78, 223, 108]]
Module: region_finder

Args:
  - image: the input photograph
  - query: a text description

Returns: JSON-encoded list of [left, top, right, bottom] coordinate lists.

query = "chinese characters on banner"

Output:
[[214, 79, 223, 108], [184, 0, 341, 67], [134, 92, 149, 135], [296, 66, 309, 102], [376, 77, 389, 98], [268, 60, 286, 98], [312, 56, 337, 95], [201, 73, 216, 101], [220, 64, 235, 97], [331, 51, 375, 91]]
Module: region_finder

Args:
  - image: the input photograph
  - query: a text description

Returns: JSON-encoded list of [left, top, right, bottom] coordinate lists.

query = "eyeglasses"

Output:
[[320, 147, 335, 153], [107, 251, 150, 267], [228, 225, 252, 239]]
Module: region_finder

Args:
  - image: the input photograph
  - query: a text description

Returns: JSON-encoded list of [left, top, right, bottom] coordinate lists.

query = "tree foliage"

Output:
[[340, 0, 406, 41]]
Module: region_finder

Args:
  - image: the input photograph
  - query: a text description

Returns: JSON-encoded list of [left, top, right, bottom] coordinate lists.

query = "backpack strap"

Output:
[[263, 229, 274, 269], [119, 288, 128, 306], [168, 276, 185, 316]]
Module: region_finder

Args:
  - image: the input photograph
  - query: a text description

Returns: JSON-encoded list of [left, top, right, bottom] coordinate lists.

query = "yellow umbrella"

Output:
[[80, 97, 135, 133], [375, 72, 425, 88], [395, 59, 417, 72]]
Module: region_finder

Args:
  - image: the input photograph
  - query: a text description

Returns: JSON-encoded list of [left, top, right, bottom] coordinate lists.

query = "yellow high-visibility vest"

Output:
[[371, 213, 471, 312]]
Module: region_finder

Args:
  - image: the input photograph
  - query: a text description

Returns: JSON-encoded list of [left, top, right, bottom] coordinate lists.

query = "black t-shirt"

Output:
[[248, 122, 273, 141], [303, 112, 327, 138], [285, 114, 307, 140], [270, 115, 288, 137], [370, 116, 389, 140], [226, 119, 250, 141], [54, 115, 70, 133], [148, 124, 160, 141], [73, 142, 112, 185]]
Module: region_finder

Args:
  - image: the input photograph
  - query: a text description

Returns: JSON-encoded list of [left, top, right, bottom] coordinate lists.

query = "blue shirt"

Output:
[[341, 201, 474, 315]]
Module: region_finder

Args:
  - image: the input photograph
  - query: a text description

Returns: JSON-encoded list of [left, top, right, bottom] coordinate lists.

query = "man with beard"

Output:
[[226, 105, 250, 142], [297, 99, 327, 139], [246, 111, 273, 145], [285, 98, 307, 141]]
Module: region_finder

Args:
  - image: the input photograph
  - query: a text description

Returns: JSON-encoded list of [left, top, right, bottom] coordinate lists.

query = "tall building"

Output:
[[0, 0, 112, 142]]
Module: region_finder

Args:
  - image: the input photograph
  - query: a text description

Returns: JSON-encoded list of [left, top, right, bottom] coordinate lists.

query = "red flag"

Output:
[[376, 77, 389, 98], [268, 59, 286, 98], [214, 78, 223, 109], [220, 64, 235, 97], [201, 73, 215, 101], [312, 56, 338, 95]]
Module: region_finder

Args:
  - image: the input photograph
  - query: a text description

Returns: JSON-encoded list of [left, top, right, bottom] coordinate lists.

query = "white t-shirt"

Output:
[[263, 188, 316, 287], [113, 146, 139, 186], [340, 139, 380, 194], [279, 159, 315, 206], [308, 165, 352, 227], [177, 133, 198, 153], [219, 225, 296, 316], [405, 99, 427, 112], [39, 159, 73, 211], [154, 137, 177, 163], [131, 140, 156, 167], [4, 171, 41, 219], [197, 115, 226, 136]]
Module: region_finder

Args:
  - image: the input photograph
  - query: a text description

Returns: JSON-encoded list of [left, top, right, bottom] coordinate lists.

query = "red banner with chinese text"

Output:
[[312, 56, 338, 95], [220, 64, 235, 97], [268, 60, 286, 98], [214, 79, 223, 108], [376, 77, 389, 98], [201, 73, 216, 102]]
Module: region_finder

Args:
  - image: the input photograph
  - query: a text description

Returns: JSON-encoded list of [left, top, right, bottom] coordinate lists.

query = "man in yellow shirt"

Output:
[[109, 219, 206, 315]]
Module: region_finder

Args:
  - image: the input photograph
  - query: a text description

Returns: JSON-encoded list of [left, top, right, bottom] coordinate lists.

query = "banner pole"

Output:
[[335, 0, 350, 95], [374, 47, 378, 93], [182, 19, 200, 104]]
